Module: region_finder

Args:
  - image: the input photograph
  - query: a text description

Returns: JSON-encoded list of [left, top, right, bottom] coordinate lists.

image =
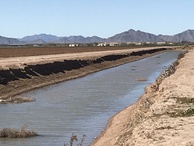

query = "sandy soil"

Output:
[[91, 49, 194, 146], [0, 46, 171, 69]]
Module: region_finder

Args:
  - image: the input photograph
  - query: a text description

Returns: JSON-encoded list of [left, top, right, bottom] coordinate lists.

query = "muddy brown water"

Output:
[[0, 51, 181, 146]]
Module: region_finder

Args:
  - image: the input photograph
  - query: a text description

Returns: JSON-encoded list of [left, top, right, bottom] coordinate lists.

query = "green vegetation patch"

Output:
[[168, 108, 194, 117], [176, 97, 194, 104]]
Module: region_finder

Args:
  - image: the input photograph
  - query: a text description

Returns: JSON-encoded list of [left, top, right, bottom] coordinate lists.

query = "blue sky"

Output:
[[0, 0, 194, 38]]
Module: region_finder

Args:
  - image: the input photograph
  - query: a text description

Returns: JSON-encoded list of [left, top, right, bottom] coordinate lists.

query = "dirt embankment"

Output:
[[0, 47, 169, 103], [91, 49, 194, 146]]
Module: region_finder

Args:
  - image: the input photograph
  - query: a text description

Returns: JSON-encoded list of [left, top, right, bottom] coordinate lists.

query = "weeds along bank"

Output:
[[0, 48, 168, 103], [92, 50, 194, 146]]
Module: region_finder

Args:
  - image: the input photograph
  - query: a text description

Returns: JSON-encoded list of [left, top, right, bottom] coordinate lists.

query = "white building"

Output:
[[109, 42, 119, 46], [97, 42, 107, 46], [157, 42, 166, 45], [69, 44, 79, 47]]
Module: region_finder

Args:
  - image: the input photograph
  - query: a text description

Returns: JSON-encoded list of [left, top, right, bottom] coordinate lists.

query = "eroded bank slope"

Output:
[[0, 47, 169, 102], [91, 49, 194, 146]]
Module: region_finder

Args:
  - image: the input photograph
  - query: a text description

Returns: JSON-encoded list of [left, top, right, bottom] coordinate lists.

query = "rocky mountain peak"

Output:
[[1, 29, 194, 45]]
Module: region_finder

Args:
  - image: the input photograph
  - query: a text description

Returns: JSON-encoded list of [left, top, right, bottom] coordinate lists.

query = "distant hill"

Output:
[[107, 29, 194, 43], [21, 34, 59, 44], [21, 34, 105, 44], [21, 34, 102, 45], [59, 36, 105, 43], [1, 29, 194, 45], [107, 29, 163, 42], [163, 29, 194, 42], [29, 39, 46, 44], [0, 36, 23, 45]]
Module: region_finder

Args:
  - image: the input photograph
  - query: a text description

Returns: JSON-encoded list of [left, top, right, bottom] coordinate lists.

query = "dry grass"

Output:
[[168, 108, 194, 117], [64, 134, 86, 146], [167, 96, 194, 117], [176, 97, 194, 104], [136, 78, 147, 81], [145, 51, 187, 94], [0, 127, 38, 138], [0, 96, 35, 104]]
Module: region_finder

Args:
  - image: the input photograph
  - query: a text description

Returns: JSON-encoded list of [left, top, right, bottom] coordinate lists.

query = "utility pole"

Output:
[[65, 37, 67, 46]]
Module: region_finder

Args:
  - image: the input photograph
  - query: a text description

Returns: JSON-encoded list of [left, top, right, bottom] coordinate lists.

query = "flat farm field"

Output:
[[0, 46, 153, 58]]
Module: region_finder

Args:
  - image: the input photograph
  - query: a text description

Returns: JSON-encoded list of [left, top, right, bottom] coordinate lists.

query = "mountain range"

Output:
[[1, 29, 194, 45]]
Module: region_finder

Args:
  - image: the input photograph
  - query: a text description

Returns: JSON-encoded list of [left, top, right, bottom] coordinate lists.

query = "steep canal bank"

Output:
[[0, 47, 169, 102]]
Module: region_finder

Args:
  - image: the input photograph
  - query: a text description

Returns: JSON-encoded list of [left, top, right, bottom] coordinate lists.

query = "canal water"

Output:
[[0, 51, 181, 146]]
